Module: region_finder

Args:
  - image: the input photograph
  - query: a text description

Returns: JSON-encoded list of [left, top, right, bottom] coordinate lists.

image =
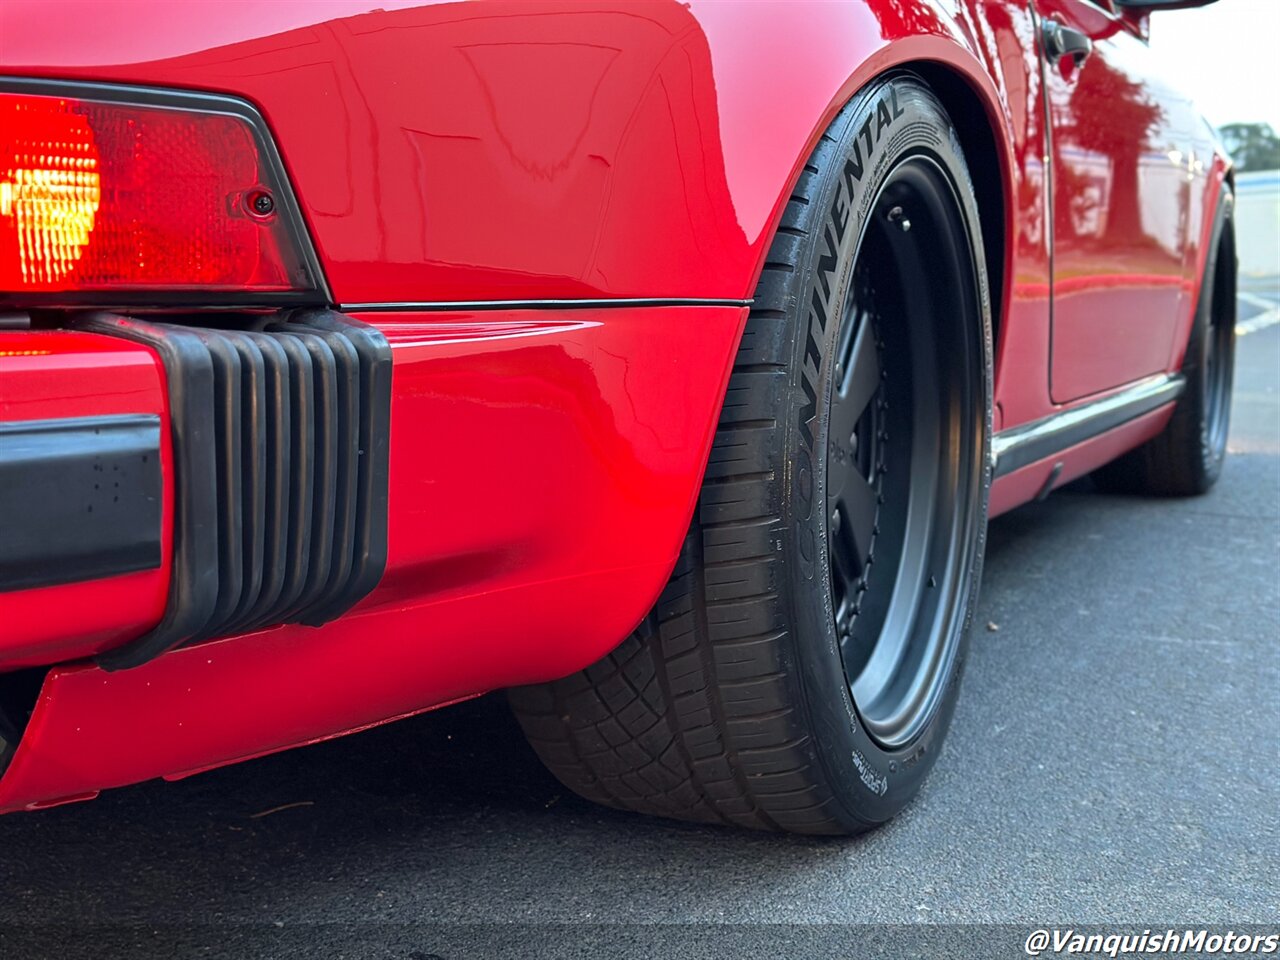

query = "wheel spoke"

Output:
[[832, 313, 880, 448], [830, 465, 877, 574]]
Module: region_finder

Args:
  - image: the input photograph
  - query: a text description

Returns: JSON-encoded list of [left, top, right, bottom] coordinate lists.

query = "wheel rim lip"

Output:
[[823, 154, 984, 751]]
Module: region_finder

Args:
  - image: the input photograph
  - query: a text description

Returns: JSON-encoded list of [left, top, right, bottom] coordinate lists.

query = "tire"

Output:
[[1093, 192, 1237, 496], [510, 75, 994, 835]]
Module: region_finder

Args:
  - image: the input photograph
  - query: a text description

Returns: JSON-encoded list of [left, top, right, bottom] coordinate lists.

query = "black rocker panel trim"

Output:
[[992, 373, 1186, 477], [0, 414, 163, 591], [78, 311, 392, 670]]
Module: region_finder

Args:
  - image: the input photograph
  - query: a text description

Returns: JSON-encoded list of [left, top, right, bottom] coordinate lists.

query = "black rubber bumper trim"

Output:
[[78, 311, 392, 670], [76, 315, 222, 667], [0, 414, 163, 592], [280, 310, 392, 625]]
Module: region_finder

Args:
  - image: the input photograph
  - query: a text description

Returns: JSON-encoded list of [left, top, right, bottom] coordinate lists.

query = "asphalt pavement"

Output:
[[1239, 276, 1280, 328], [1, 296, 1277, 960]]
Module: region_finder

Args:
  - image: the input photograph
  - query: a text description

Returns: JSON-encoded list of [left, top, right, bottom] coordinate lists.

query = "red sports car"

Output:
[[0, 0, 1235, 834]]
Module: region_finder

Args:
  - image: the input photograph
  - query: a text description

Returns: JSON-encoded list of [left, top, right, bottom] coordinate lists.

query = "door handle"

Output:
[[1042, 19, 1093, 69]]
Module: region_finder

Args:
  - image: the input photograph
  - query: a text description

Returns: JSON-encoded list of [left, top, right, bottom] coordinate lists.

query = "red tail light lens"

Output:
[[0, 86, 323, 305]]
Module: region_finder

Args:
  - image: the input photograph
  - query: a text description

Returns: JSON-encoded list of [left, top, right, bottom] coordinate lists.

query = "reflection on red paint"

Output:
[[1035, 0, 1214, 400]]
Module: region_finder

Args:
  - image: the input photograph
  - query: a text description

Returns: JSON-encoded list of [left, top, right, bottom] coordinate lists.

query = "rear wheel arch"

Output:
[[511, 73, 995, 834], [740, 54, 1014, 364], [908, 61, 1010, 351], [581, 46, 1018, 681]]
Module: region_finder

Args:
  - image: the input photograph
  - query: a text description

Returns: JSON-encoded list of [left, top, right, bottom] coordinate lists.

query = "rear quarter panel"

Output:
[[0, 1, 1021, 303]]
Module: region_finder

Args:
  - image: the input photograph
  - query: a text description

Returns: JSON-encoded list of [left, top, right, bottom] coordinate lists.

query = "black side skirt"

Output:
[[992, 374, 1185, 478]]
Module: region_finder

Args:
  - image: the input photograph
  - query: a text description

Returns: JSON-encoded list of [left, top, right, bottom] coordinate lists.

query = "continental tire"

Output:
[[510, 75, 994, 835]]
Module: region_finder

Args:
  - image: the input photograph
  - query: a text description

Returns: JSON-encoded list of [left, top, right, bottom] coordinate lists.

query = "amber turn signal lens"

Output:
[[0, 97, 100, 288]]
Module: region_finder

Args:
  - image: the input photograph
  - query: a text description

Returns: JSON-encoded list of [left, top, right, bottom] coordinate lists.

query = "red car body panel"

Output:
[[0, 304, 744, 811], [0, 1, 1051, 416], [0, 0, 1231, 812], [987, 404, 1173, 517], [1036, 0, 1224, 402]]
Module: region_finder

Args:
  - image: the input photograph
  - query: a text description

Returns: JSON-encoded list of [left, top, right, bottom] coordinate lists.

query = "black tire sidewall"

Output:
[[1185, 193, 1235, 485], [778, 76, 993, 827]]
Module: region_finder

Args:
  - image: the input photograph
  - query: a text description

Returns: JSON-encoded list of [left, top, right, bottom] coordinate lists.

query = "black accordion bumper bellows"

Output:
[[77, 310, 392, 671]]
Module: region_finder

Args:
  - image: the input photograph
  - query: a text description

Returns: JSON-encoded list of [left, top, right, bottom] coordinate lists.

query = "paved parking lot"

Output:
[[1239, 276, 1280, 330], [1, 296, 1277, 959]]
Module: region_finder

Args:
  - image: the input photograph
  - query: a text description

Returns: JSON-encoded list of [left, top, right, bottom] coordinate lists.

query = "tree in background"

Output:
[[1219, 123, 1280, 172]]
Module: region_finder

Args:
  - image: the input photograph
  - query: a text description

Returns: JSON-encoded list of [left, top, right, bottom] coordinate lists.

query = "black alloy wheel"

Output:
[[826, 157, 986, 751]]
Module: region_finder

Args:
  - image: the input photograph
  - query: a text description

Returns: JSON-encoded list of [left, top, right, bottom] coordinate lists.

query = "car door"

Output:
[[1034, 0, 1199, 402]]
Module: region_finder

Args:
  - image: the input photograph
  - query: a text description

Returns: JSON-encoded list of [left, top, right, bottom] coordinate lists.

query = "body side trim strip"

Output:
[[993, 373, 1185, 477]]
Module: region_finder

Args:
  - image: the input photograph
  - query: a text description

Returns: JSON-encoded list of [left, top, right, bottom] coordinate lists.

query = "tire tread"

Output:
[[509, 78, 975, 836], [508, 103, 855, 832]]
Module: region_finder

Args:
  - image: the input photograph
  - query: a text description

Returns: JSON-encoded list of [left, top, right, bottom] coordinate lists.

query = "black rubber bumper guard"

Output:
[[76, 310, 392, 671]]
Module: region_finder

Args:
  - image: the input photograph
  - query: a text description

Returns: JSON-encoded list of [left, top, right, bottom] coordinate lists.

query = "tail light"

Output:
[[0, 81, 325, 307]]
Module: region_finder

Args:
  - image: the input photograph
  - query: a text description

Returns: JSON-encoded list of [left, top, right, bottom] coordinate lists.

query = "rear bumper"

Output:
[[1, 313, 393, 672], [0, 303, 747, 812], [0, 414, 162, 593], [0, 331, 174, 668]]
